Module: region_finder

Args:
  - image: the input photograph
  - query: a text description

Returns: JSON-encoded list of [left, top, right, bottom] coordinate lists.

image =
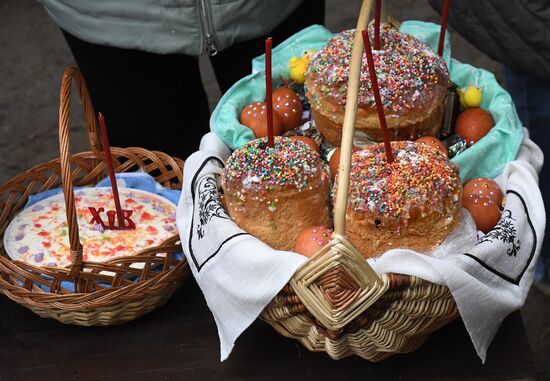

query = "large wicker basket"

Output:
[[0, 67, 189, 326], [261, 0, 459, 361]]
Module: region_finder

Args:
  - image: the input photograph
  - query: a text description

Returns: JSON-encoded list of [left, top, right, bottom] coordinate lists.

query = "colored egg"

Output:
[[294, 226, 333, 257], [463, 178, 503, 207], [272, 87, 303, 132], [455, 107, 494, 146], [463, 194, 501, 233], [415, 136, 448, 155], [289, 135, 320, 153], [328, 147, 360, 180], [328, 148, 341, 181], [462, 86, 483, 108], [240, 101, 282, 138]]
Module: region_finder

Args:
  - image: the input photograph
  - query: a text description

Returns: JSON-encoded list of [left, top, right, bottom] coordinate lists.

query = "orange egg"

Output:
[[328, 147, 359, 180], [294, 226, 333, 257], [463, 194, 501, 233], [463, 178, 503, 207], [272, 87, 303, 132], [455, 108, 494, 146], [415, 136, 448, 155], [240, 101, 282, 138], [328, 148, 341, 181], [289, 135, 320, 153]]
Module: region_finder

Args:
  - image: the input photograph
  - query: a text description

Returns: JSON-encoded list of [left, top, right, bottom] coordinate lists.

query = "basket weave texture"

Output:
[[261, 0, 459, 361], [0, 67, 189, 326]]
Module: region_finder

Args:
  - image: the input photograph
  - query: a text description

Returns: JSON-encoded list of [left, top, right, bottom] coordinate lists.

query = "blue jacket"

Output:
[[42, 0, 303, 56]]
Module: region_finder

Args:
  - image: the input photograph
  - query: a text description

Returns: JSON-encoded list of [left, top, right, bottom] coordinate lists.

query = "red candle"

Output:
[[374, 0, 382, 50], [265, 37, 275, 148], [97, 112, 126, 228], [361, 29, 393, 164], [437, 0, 451, 56]]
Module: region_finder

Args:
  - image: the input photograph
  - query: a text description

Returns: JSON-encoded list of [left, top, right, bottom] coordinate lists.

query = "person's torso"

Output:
[[42, 0, 303, 55]]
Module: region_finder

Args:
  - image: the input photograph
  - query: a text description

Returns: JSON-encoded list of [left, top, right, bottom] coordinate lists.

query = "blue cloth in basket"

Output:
[[22, 172, 182, 293]]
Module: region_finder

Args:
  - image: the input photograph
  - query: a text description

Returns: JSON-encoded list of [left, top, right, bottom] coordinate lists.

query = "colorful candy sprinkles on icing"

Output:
[[4, 188, 178, 267], [339, 141, 461, 221], [307, 24, 449, 112], [223, 137, 327, 195]]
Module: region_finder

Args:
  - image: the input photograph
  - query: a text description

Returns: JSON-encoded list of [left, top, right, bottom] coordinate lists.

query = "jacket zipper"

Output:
[[199, 0, 218, 56]]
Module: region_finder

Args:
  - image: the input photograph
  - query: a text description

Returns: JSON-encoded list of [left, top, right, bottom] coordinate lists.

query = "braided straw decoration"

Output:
[[261, 0, 458, 360], [0, 67, 189, 326]]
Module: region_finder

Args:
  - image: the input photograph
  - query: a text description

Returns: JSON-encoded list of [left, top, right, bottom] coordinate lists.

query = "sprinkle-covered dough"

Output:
[[340, 141, 461, 223], [306, 24, 449, 112], [222, 136, 329, 202]]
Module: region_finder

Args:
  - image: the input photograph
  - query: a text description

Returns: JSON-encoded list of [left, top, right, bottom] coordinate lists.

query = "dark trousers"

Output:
[[62, 0, 325, 160], [505, 66, 550, 282]]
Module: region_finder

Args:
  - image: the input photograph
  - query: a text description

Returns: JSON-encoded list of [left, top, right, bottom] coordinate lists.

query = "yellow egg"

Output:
[[288, 56, 307, 84], [463, 86, 483, 108]]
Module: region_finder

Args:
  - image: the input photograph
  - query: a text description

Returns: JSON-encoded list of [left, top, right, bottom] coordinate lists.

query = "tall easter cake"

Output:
[[221, 136, 331, 250], [338, 141, 462, 258], [305, 24, 450, 145]]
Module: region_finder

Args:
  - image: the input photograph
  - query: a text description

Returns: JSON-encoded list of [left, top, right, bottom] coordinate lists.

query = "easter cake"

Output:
[[305, 24, 450, 146], [4, 187, 177, 267], [338, 140, 462, 258], [221, 136, 331, 250]]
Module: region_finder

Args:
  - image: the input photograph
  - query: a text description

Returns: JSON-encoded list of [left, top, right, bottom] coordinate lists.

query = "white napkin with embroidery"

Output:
[[177, 129, 544, 362], [176, 133, 307, 360]]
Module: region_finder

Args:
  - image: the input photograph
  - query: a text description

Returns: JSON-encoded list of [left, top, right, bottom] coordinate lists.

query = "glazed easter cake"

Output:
[[340, 141, 463, 258], [305, 24, 450, 146], [4, 187, 177, 268], [222, 136, 331, 251]]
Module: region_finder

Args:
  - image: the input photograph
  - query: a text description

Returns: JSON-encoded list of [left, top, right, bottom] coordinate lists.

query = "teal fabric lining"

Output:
[[210, 25, 332, 151], [210, 22, 523, 181]]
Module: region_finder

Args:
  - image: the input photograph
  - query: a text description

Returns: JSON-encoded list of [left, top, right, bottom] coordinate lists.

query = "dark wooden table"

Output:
[[0, 279, 537, 381]]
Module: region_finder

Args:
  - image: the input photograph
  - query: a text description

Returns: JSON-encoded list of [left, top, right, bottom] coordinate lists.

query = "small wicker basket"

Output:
[[261, 0, 459, 361], [0, 67, 189, 326]]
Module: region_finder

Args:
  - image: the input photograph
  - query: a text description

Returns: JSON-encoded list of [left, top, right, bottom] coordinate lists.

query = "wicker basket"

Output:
[[0, 67, 189, 326], [261, 0, 459, 361]]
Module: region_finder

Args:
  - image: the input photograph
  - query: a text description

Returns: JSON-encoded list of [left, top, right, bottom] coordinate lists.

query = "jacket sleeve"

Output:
[[429, 0, 550, 80]]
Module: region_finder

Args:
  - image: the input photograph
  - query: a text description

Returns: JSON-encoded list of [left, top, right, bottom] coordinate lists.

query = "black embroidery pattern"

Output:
[[478, 210, 521, 257], [197, 176, 229, 239]]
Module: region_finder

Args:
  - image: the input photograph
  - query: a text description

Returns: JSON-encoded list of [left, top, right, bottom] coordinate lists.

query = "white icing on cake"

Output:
[[4, 187, 177, 267]]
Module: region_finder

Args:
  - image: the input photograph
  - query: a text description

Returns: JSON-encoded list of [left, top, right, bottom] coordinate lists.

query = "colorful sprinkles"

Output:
[[339, 141, 461, 222], [222, 136, 328, 199], [306, 24, 449, 112], [3, 188, 178, 267]]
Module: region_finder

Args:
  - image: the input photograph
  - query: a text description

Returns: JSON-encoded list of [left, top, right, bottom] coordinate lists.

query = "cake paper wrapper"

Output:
[[210, 21, 524, 181], [177, 129, 544, 362]]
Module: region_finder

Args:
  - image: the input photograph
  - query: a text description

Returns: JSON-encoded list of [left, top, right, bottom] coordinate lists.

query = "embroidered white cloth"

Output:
[[177, 129, 544, 362]]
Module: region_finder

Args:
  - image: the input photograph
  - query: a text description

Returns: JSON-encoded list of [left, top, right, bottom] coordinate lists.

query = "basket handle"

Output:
[[58, 67, 102, 278], [333, 0, 372, 236]]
